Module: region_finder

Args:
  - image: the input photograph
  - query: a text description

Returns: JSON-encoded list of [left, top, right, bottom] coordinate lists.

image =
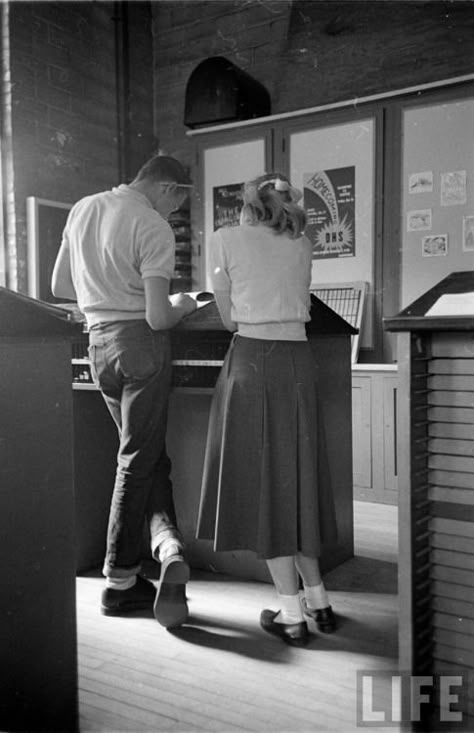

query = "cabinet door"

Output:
[[352, 376, 372, 489], [196, 131, 271, 289]]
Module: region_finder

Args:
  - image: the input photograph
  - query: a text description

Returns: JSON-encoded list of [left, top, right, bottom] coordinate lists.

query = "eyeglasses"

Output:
[[157, 182, 193, 189]]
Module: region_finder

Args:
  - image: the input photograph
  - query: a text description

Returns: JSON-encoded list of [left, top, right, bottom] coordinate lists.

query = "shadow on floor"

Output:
[[325, 555, 397, 594]]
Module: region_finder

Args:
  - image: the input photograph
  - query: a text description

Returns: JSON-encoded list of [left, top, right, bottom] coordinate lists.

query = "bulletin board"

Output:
[[27, 197, 72, 303], [288, 117, 376, 348], [401, 97, 474, 308], [201, 136, 267, 289]]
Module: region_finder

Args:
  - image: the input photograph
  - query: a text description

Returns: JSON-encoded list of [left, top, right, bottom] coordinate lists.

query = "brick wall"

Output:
[[6, 1, 154, 292], [276, 1, 474, 110], [151, 0, 291, 165], [152, 0, 474, 167]]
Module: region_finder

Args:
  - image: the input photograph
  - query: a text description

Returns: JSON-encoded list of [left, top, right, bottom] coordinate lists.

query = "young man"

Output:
[[52, 155, 197, 628]]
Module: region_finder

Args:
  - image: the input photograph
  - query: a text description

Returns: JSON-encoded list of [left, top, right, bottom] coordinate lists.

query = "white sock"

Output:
[[274, 593, 304, 624], [105, 575, 136, 591], [156, 537, 184, 562], [304, 582, 329, 610]]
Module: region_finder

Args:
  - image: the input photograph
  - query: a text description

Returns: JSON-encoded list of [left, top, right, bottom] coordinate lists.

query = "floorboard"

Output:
[[77, 501, 400, 733]]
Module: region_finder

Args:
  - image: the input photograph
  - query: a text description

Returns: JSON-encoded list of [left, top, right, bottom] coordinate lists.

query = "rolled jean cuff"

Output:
[[151, 527, 184, 560], [102, 562, 141, 579]]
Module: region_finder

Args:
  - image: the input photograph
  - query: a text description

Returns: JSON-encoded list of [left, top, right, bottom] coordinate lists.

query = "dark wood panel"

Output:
[[0, 338, 78, 732], [431, 532, 474, 555], [434, 628, 474, 656], [430, 517, 474, 538], [431, 564, 474, 587], [429, 422, 474, 440], [428, 406, 474, 423], [433, 641, 474, 669], [432, 595, 474, 621], [431, 334, 474, 359], [430, 359, 474, 376], [428, 391, 474, 408], [432, 549, 474, 571], [433, 612, 474, 639], [430, 487, 474, 506], [429, 469, 474, 489], [429, 454, 474, 472], [429, 438, 474, 456], [432, 501, 474, 523], [428, 375, 474, 391], [432, 580, 474, 607]]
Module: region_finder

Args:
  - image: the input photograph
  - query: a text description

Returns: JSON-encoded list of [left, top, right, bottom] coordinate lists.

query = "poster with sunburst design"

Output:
[[304, 167, 355, 259]]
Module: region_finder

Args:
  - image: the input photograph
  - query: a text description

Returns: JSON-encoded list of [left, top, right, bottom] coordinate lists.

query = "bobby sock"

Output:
[[304, 582, 329, 610], [105, 575, 136, 591], [159, 537, 184, 562], [274, 593, 304, 624]]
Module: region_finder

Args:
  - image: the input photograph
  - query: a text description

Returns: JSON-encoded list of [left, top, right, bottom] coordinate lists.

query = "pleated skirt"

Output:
[[196, 335, 337, 559]]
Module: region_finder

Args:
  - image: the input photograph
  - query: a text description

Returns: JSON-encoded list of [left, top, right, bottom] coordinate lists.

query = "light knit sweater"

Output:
[[210, 223, 312, 341]]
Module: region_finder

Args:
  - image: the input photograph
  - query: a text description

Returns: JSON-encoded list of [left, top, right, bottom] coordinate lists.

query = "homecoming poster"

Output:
[[213, 183, 243, 231], [304, 167, 355, 259]]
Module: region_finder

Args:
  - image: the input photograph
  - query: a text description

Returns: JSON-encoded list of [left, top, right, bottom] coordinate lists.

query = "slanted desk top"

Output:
[[0, 286, 73, 336], [385, 270, 474, 333]]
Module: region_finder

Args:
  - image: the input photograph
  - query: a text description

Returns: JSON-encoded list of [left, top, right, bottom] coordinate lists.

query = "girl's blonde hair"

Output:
[[240, 173, 306, 238]]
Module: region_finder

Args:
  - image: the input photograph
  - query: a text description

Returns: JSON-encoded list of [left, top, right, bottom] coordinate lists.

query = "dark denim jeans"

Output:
[[88, 320, 181, 578]]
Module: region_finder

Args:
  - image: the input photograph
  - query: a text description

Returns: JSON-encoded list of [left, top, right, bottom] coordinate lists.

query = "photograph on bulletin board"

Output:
[[213, 183, 243, 231], [440, 170, 467, 207], [463, 215, 474, 252], [303, 166, 355, 260], [421, 234, 448, 258]]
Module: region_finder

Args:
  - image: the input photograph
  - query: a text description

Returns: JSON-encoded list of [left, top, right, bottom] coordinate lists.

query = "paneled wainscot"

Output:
[[352, 364, 398, 505]]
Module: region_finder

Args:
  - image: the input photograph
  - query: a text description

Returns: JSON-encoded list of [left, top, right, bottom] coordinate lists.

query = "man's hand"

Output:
[[145, 278, 196, 330], [169, 292, 197, 316]]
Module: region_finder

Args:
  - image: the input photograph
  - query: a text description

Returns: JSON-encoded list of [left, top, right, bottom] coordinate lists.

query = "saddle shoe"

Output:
[[302, 601, 337, 633], [153, 554, 190, 629], [260, 609, 309, 647]]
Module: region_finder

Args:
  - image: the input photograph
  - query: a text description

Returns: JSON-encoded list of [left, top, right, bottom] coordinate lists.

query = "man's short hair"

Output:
[[134, 155, 191, 186]]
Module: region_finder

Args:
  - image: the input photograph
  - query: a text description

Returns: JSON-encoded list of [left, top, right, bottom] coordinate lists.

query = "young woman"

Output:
[[196, 173, 338, 646]]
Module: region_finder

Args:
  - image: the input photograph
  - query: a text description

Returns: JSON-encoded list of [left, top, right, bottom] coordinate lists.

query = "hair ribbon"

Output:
[[257, 177, 302, 203]]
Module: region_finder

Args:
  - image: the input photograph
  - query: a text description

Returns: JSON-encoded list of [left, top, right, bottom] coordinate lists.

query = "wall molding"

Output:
[[187, 74, 474, 136]]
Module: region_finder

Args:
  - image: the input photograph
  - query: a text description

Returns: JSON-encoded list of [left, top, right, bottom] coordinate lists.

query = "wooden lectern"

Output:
[[385, 271, 474, 729], [0, 287, 78, 732], [168, 294, 357, 580]]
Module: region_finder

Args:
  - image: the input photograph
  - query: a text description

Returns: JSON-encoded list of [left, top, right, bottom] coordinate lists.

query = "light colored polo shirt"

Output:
[[62, 184, 175, 327], [210, 224, 312, 340]]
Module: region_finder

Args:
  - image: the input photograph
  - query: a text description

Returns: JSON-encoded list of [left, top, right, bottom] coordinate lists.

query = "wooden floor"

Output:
[[77, 501, 399, 733]]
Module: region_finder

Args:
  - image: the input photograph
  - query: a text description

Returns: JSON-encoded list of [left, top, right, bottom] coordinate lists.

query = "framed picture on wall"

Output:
[[213, 182, 243, 230], [288, 116, 376, 349], [27, 197, 72, 303], [199, 133, 270, 289]]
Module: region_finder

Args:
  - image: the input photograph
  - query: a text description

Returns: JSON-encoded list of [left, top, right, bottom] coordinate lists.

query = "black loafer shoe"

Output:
[[153, 555, 190, 629], [302, 602, 337, 633], [260, 609, 309, 647], [101, 576, 156, 616]]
